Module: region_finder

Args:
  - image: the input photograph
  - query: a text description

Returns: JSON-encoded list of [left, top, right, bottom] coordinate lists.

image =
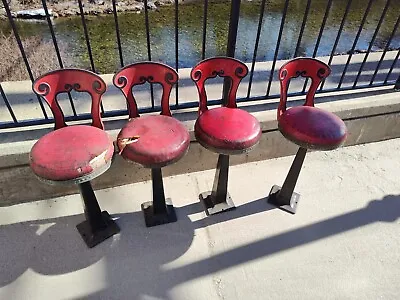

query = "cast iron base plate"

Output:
[[267, 185, 300, 214], [141, 199, 177, 227], [200, 191, 236, 215], [76, 211, 120, 248]]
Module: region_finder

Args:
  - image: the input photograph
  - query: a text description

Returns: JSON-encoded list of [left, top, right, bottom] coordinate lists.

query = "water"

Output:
[[1, 0, 400, 74]]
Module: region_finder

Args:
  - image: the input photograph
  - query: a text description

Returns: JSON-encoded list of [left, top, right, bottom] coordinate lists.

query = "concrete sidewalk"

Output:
[[1, 138, 400, 300]]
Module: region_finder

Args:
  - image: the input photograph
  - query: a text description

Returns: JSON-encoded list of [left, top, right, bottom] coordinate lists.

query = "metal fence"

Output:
[[1, 0, 400, 129]]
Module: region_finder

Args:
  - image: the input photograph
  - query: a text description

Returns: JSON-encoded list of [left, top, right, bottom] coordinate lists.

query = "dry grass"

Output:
[[0, 34, 72, 82]]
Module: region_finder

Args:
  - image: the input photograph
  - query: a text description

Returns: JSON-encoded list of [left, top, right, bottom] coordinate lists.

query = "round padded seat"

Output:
[[30, 125, 114, 182], [117, 115, 190, 168], [194, 107, 262, 154], [278, 106, 347, 150]]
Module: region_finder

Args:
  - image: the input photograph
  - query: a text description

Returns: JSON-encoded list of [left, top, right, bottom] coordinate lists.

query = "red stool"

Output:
[[191, 57, 262, 215], [268, 58, 348, 214], [30, 69, 120, 248], [113, 62, 190, 227]]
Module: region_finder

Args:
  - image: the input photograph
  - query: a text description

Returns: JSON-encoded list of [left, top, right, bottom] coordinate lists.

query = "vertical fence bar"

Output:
[[112, 0, 124, 68], [294, 0, 311, 58], [319, 0, 353, 90], [143, 0, 155, 108], [337, 0, 374, 89], [42, 0, 63, 68], [302, 0, 332, 92], [311, 0, 332, 58], [78, 0, 104, 114], [42, 0, 77, 117], [225, 0, 241, 58], [246, 0, 266, 99], [1, 0, 48, 119], [384, 49, 400, 84], [266, 0, 290, 97], [78, 0, 96, 72], [0, 83, 18, 123], [370, 13, 400, 85], [143, 0, 152, 62], [223, 0, 241, 105], [353, 0, 391, 87], [174, 0, 179, 106], [201, 0, 209, 60], [77, 0, 105, 114]]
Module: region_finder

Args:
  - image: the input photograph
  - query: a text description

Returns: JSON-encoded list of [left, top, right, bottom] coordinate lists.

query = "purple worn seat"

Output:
[[279, 106, 347, 151]]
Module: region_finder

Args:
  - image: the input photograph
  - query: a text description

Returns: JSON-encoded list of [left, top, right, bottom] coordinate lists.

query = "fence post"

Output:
[[223, 0, 241, 105]]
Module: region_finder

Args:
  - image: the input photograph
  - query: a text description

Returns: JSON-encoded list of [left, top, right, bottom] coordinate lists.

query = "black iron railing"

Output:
[[0, 0, 399, 129]]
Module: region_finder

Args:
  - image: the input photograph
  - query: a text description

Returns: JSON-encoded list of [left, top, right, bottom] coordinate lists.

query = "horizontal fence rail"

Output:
[[0, 0, 400, 129]]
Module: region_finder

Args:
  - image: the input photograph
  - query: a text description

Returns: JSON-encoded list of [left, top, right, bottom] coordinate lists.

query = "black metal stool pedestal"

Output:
[[190, 57, 262, 216], [199, 154, 236, 215], [76, 181, 120, 248], [141, 168, 177, 227], [268, 147, 307, 214]]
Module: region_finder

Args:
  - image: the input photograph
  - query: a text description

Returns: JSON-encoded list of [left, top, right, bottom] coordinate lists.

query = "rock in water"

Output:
[[16, 8, 54, 19], [147, 1, 157, 10]]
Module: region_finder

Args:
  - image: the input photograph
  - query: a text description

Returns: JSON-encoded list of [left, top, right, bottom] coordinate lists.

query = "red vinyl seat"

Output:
[[118, 115, 189, 168], [195, 106, 261, 154], [30, 125, 114, 182]]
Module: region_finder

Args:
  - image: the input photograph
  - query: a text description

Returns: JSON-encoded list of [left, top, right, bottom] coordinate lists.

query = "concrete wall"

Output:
[[1, 85, 399, 206]]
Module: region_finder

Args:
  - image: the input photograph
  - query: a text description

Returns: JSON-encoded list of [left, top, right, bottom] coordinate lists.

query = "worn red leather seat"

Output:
[[118, 115, 189, 168], [278, 106, 347, 150], [268, 58, 347, 214], [191, 57, 261, 215], [195, 106, 261, 154], [30, 125, 114, 182], [113, 62, 190, 227], [31, 69, 120, 248]]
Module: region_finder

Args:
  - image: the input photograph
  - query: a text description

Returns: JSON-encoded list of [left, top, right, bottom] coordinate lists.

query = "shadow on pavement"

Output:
[[0, 194, 399, 299]]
